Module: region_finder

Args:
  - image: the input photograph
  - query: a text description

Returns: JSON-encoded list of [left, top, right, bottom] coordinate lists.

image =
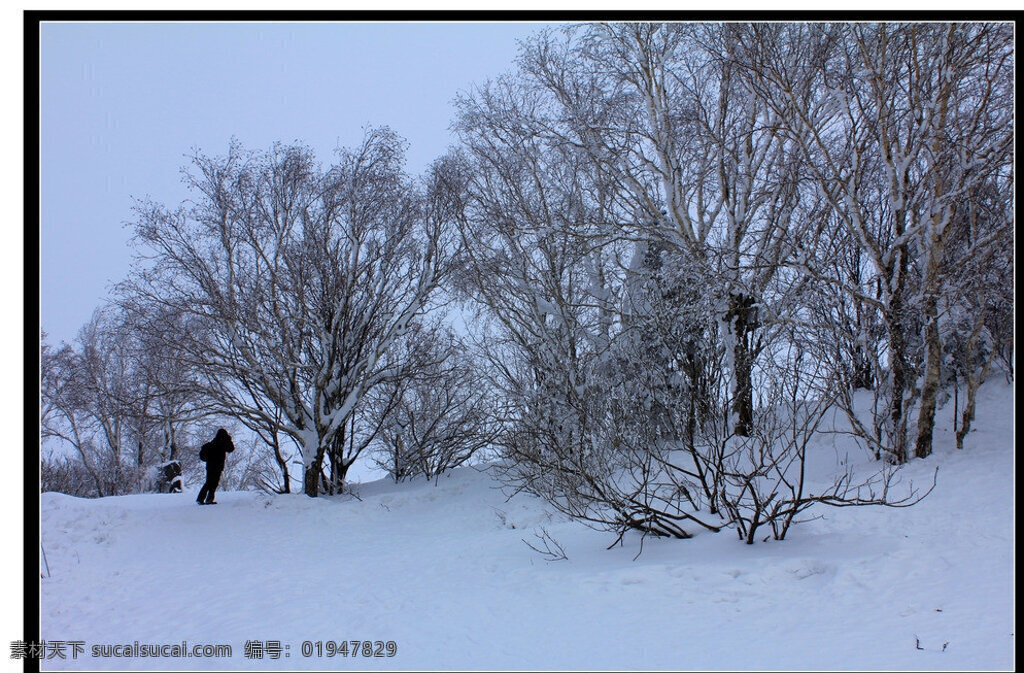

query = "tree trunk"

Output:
[[883, 246, 911, 464], [956, 360, 989, 450], [886, 323, 909, 463], [955, 317, 994, 450], [334, 461, 350, 492], [726, 293, 758, 437], [273, 440, 290, 494], [733, 343, 754, 437], [326, 427, 350, 494], [915, 59, 954, 461], [303, 451, 325, 497], [851, 344, 874, 390], [393, 436, 404, 482], [914, 293, 941, 459]]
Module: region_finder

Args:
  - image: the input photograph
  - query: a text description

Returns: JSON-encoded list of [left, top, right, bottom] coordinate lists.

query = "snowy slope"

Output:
[[39, 381, 1014, 670]]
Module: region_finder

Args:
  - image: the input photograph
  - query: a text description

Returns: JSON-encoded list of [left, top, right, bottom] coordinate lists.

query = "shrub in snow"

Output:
[[149, 460, 183, 493]]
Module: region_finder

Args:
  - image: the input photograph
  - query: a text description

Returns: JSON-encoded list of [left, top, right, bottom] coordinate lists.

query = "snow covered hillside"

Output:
[[39, 381, 1014, 670]]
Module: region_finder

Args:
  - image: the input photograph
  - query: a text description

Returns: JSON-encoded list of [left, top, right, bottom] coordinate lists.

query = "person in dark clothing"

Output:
[[197, 428, 234, 505]]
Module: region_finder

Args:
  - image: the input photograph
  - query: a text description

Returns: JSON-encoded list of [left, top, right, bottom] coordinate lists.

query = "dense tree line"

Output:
[[40, 22, 1012, 545], [446, 22, 1011, 541]]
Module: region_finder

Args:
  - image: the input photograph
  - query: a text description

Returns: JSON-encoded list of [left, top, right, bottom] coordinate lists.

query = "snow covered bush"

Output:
[[40, 451, 103, 498]]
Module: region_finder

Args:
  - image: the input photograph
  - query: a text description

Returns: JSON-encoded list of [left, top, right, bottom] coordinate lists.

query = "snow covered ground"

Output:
[[39, 380, 1014, 670]]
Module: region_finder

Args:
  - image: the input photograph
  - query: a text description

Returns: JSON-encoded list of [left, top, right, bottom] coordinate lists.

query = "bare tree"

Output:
[[940, 179, 1014, 449], [374, 326, 498, 482], [40, 307, 208, 496], [41, 333, 109, 496], [730, 22, 1013, 462], [511, 23, 820, 437], [125, 129, 453, 496]]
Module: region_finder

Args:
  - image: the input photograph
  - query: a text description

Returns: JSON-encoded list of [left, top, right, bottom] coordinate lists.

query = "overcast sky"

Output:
[[40, 20, 548, 344]]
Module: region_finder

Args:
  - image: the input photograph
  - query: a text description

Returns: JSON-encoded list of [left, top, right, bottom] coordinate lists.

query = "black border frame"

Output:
[[25, 10, 1016, 673]]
